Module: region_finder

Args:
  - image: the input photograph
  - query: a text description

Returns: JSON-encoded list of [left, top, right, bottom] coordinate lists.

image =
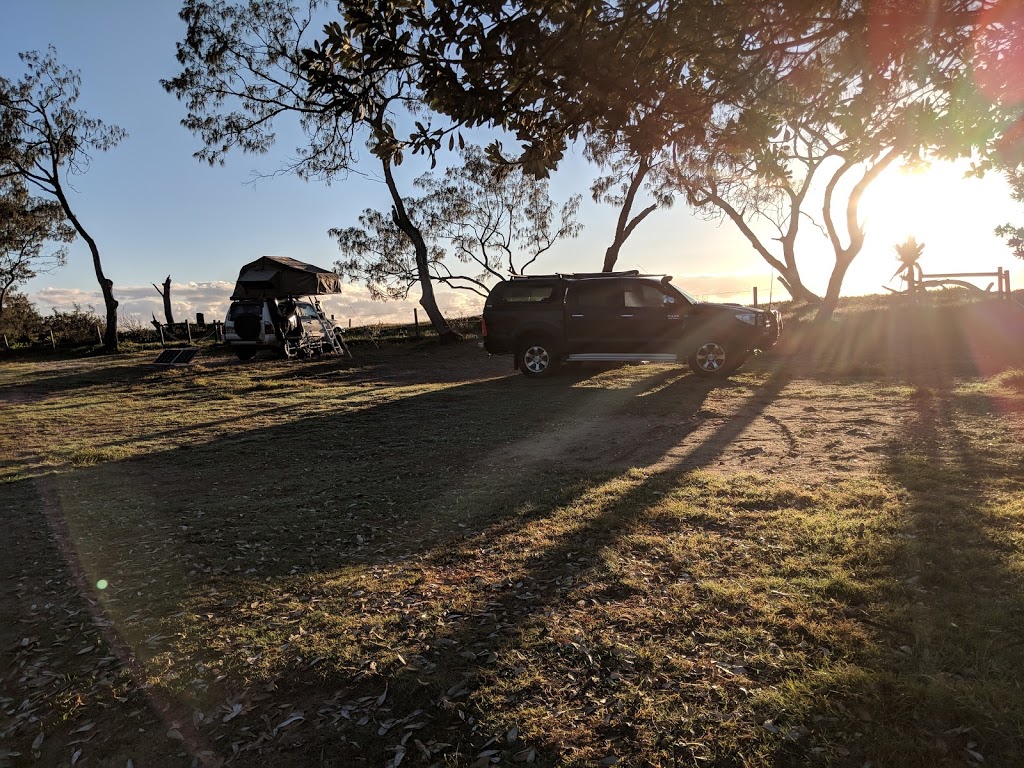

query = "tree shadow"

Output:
[[1, 358, 790, 765], [812, 372, 1024, 765]]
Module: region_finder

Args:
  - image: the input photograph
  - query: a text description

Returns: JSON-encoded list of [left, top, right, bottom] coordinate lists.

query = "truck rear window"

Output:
[[491, 282, 558, 304], [229, 302, 263, 318]]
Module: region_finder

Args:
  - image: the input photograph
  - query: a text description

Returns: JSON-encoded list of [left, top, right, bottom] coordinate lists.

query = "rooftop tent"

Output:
[[230, 255, 343, 299]]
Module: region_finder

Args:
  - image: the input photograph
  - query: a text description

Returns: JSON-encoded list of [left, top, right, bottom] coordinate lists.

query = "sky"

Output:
[[3, 1, 1023, 326]]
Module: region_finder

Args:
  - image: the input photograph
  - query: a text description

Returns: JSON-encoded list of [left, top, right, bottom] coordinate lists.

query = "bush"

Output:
[[0, 292, 44, 343], [42, 304, 104, 344]]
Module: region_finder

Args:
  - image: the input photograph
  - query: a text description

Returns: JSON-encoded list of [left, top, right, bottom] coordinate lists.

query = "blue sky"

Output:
[[3, 1, 1022, 325]]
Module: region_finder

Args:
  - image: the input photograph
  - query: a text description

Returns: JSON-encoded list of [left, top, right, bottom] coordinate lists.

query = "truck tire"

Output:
[[519, 336, 560, 378], [687, 341, 740, 378]]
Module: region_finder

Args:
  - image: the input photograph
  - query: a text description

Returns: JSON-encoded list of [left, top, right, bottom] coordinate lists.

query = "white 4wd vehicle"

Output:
[[224, 298, 343, 361]]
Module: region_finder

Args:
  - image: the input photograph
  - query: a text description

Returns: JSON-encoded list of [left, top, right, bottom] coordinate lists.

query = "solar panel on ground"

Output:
[[153, 348, 200, 366]]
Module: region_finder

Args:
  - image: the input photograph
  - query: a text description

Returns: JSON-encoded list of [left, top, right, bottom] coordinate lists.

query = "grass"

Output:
[[2, 306, 1024, 766]]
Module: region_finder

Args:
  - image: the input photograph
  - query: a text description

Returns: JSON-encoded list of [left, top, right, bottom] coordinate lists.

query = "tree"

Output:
[[152, 275, 175, 325], [892, 236, 925, 293], [333, 144, 581, 301], [403, 1, 1021, 321], [0, 47, 127, 351], [995, 168, 1024, 260], [0, 176, 73, 320], [0, 291, 44, 342], [163, 0, 463, 341], [585, 132, 674, 273]]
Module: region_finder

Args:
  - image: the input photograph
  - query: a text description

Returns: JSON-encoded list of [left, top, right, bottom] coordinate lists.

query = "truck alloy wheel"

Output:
[[690, 342, 729, 376], [520, 339, 558, 378]]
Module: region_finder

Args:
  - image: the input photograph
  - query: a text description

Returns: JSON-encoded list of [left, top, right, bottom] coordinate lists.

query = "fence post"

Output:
[[348, 318, 352, 329], [1007, 270, 1012, 297], [752, 287, 758, 307], [3, 334, 9, 350], [414, 308, 420, 338], [186, 320, 193, 344], [49, 329, 56, 349], [159, 323, 166, 348], [96, 324, 102, 344]]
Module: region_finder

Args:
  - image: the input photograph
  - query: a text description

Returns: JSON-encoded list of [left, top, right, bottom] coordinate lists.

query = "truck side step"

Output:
[[565, 353, 679, 362]]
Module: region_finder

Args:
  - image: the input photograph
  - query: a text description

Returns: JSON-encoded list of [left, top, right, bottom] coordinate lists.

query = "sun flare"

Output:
[[838, 160, 1020, 297]]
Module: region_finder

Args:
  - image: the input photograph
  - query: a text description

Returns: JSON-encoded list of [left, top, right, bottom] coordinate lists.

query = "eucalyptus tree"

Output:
[[0, 176, 74, 320], [163, 0, 463, 340], [404, 0, 1021, 320], [0, 48, 126, 350], [333, 144, 581, 301]]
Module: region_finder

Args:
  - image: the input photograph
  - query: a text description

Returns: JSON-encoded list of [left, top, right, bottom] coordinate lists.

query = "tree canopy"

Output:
[[166, 1, 1024, 320], [384, 0, 1024, 318]]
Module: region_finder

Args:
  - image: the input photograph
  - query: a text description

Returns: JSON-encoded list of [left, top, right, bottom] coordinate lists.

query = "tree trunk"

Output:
[[602, 239, 625, 273], [0, 282, 10, 322], [602, 156, 655, 273], [814, 256, 855, 323], [51, 180, 118, 352], [153, 275, 174, 324], [777, 267, 821, 304], [380, 158, 460, 343]]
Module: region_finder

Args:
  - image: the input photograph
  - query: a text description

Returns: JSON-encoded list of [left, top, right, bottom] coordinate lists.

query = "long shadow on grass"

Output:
[[4, 362, 767, 765], [825, 375, 1024, 766], [231, 367, 792, 766]]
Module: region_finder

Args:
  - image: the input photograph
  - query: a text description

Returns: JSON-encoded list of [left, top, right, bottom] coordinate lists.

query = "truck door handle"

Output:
[[620, 314, 634, 318], [571, 314, 584, 318]]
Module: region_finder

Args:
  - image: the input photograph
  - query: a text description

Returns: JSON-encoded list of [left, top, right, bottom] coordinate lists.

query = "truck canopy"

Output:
[[230, 256, 342, 299]]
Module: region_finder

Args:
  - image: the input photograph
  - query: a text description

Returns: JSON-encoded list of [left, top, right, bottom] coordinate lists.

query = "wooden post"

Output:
[[159, 323, 166, 347], [186, 320, 193, 344], [96, 324, 102, 344], [1007, 271, 1012, 297], [414, 308, 420, 338], [49, 329, 56, 349], [752, 286, 758, 307], [3, 334, 9, 350], [348, 318, 352, 328]]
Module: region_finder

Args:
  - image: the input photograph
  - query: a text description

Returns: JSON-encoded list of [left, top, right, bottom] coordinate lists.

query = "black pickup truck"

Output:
[[481, 271, 782, 378]]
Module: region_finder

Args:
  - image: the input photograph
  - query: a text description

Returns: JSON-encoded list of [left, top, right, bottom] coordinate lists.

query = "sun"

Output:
[[840, 159, 1020, 296]]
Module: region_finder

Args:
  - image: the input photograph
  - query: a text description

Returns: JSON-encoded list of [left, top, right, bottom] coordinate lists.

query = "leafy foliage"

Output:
[[894, 236, 926, 268], [0, 291, 43, 341], [381, 1, 1024, 318], [0, 176, 73, 315], [42, 303, 104, 344], [333, 145, 581, 299], [164, 0, 465, 340]]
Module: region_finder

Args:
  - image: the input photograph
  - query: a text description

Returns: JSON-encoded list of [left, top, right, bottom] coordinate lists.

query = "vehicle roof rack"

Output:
[[508, 270, 669, 280]]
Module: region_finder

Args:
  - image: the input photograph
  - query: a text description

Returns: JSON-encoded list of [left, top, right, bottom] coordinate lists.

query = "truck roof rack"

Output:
[[508, 270, 669, 280]]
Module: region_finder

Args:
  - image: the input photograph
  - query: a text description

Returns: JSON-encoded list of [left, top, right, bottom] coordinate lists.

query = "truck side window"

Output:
[[624, 283, 667, 308], [495, 283, 557, 304], [574, 282, 624, 308]]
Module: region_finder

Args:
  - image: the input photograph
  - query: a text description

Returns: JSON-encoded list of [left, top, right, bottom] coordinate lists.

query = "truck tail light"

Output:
[[264, 322, 274, 334], [480, 317, 487, 337]]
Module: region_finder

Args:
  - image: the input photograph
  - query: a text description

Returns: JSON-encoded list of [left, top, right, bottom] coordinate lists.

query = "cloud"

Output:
[[28, 281, 487, 327], [28, 272, 774, 328]]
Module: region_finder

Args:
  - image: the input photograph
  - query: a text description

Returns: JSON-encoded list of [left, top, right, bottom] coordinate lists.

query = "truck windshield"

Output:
[[666, 282, 701, 304]]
